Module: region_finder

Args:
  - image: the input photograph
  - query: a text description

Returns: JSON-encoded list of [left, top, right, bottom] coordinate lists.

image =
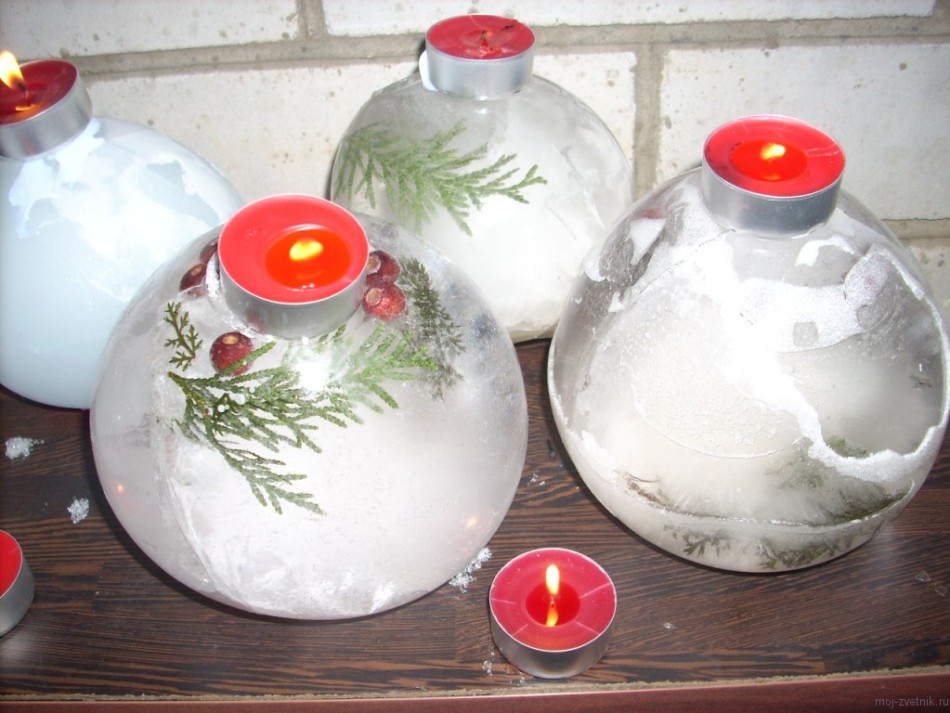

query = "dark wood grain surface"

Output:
[[1, 339, 948, 711]]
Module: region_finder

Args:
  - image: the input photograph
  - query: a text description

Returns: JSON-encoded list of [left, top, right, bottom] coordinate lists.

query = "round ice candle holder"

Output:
[[548, 115, 950, 573], [0, 50, 242, 409], [91, 195, 528, 620], [218, 195, 369, 338], [331, 15, 633, 342], [489, 548, 616, 679], [0, 530, 34, 636]]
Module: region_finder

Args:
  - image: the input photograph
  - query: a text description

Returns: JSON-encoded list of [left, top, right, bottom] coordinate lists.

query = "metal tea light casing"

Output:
[[548, 115, 950, 573], [331, 15, 633, 342]]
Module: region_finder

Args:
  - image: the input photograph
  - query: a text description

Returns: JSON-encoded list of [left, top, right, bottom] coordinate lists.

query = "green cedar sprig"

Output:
[[163, 301, 203, 370], [397, 257, 464, 397], [333, 120, 547, 235], [164, 303, 439, 515]]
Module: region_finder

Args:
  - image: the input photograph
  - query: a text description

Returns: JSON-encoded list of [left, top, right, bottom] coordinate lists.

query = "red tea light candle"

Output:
[[218, 195, 369, 338], [424, 15, 535, 99], [702, 115, 846, 236], [0, 51, 92, 158], [489, 548, 616, 679], [0, 530, 34, 636]]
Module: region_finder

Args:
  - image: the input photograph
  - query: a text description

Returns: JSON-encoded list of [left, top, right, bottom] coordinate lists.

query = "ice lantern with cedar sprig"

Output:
[[0, 51, 243, 408], [90, 195, 528, 619], [548, 116, 950, 573], [330, 15, 633, 342]]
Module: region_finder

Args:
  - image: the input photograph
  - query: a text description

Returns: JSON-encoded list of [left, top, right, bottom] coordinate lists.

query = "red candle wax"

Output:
[[264, 226, 353, 291], [704, 115, 844, 197], [218, 196, 369, 305], [0, 530, 34, 636], [490, 548, 615, 659], [0, 530, 24, 596], [427, 15, 534, 60], [0, 54, 77, 125]]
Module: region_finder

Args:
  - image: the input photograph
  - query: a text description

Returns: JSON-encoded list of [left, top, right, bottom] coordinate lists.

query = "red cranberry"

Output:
[[210, 332, 254, 374], [362, 284, 406, 321], [179, 262, 207, 292], [179, 239, 219, 294], [366, 250, 400, 288]]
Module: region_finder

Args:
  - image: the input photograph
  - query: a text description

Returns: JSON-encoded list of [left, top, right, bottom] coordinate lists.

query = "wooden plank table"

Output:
[[2, 339, 948, 711]]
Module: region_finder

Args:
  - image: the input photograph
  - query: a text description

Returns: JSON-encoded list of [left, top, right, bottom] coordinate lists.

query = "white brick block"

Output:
[[0, 0, 299, 58], [658, 43, 950, 220], [323, 0, 935, 36], [908, 241, 950, 323], [87, 62, 415, 202], [533, 53, 637, 163], [86, 52, 635, 206]]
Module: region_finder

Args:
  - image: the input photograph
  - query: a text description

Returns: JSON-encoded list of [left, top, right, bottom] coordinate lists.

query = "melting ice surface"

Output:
[[551, 176, 950, 570], [91, 224, 526, 618]]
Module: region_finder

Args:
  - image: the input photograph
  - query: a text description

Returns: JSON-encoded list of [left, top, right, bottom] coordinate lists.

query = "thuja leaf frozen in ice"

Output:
[[163, 301, 203, 371], [163, 302, 442, 515], [398, 257, 464, 397], [333, 121, 547, 235]]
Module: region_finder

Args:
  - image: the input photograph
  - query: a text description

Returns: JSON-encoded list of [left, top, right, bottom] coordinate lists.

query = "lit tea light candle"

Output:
[[0, 51, 92, 158], [489, 548, 616, 679], [702, 115, 846, 235], [0, 530, 34, 637], [218, 195, 369, 338], [423, 15, 535, 98]]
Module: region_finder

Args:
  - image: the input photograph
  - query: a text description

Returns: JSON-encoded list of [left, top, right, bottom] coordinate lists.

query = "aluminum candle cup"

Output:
[[218, 195, 369, 338], [701, 114, 845, 236], [423, 15, 535, 99], [0, 54, 92, 158], [489, 548, 616, 678], [0, 531, 34, 636]]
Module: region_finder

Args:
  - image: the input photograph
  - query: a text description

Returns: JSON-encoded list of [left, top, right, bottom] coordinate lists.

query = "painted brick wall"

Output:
[[2, 0, 948, 309]]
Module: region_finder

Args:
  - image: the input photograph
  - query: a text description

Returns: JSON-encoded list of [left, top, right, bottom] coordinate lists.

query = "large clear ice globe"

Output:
[[91, 208, 527, 617], [549, 169, 949, 572], [330, 71, 632, 342]]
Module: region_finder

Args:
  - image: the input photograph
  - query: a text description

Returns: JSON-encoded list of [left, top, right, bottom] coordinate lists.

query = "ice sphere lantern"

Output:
[[90, 195, 527, 618], [0, 52, 243, 408], [330, 15, 633, 342], [549, 115, 950, 573]]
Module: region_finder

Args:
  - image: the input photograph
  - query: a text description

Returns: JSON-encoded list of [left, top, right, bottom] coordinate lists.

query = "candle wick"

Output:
[[15, 81, 32, 105]]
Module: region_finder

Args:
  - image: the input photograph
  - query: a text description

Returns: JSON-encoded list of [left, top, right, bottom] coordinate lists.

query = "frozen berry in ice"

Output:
[[179, 262, 208, 292], [179, 239, 219, 294], [362, 284, 406, 321], [199, 239, 219, 263], [366, 250, 400, 287], [211, 332, 254, 374]]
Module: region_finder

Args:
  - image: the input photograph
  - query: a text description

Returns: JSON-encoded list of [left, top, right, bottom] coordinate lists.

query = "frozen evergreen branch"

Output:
[[333, 120, 547, 235], [163, 302, 203, 370], [397, 257, 464, 397], [330, 323, 439, 412], [164, 310, 439, 515]]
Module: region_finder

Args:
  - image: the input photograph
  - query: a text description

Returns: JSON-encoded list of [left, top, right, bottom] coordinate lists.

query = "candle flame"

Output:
[[0, 50, 26, 93], [545, 564, 560, 627], [545, 563, 560, 596], [760, 142, 787, 161], [289, 237, 324, 262]]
